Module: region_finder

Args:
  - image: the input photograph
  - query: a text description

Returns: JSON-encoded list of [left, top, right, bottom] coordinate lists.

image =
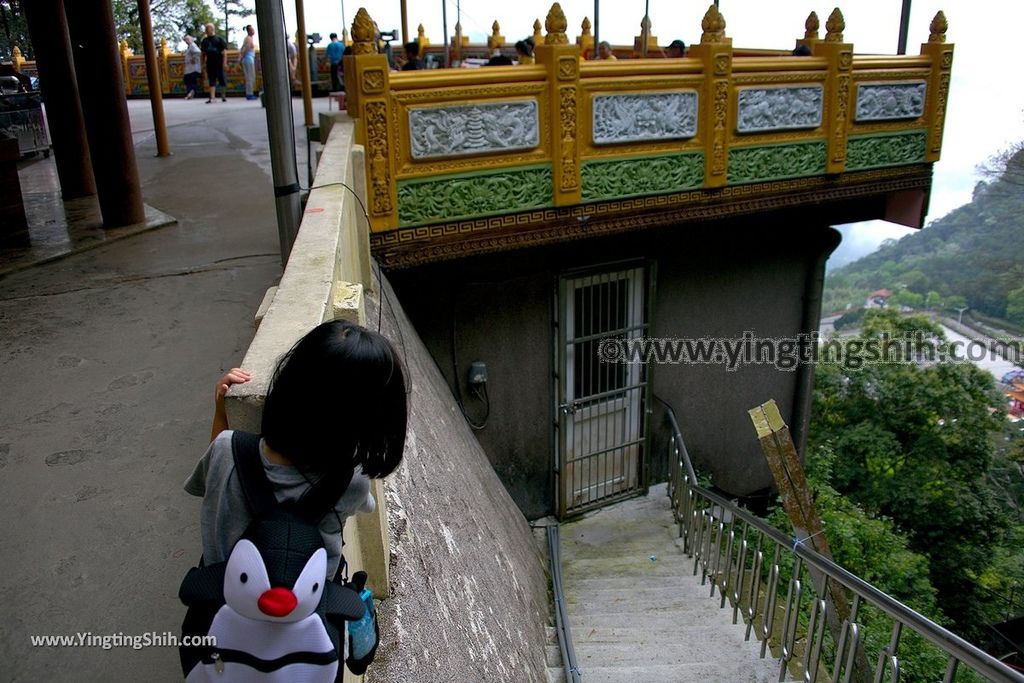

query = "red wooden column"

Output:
[[64, 0, 146, 227], [23, 0, 96, 199]]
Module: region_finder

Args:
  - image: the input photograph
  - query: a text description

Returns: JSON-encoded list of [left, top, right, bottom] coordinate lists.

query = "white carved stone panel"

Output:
[[854, 81, 927, 122], [591, 91, 698, 145], [408, 100, 540, 160], [736, 86, 823, 133]]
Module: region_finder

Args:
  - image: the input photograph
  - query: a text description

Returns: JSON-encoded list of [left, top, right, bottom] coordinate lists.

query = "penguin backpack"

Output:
[[179, 431, 378, 682]]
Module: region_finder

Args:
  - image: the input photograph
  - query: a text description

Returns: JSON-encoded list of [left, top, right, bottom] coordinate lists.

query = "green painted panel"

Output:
[[846, 130, 927, 171], [580, 152, 705, 202], [727, 140, 827, 185], [397, 165, 553, 227]]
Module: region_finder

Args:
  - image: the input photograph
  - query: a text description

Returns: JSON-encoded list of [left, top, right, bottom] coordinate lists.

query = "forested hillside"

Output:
[[826, 147, 1024, 326]]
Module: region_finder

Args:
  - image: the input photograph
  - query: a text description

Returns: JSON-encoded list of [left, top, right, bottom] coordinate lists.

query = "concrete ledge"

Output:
[[225, 116, 390, 625], [227, 117, 368, 431]]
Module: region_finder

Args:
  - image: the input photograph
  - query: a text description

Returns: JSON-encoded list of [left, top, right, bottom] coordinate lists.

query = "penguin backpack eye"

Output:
[[240, 573, 248, 584], [313, 582, 319, 593]]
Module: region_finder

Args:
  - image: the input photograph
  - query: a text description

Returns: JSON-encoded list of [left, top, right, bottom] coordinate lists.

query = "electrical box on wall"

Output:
[[468, 361, 487, 386]]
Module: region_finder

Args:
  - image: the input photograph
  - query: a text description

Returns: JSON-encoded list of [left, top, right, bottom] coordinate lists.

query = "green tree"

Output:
[[112, 0, 216, 53], [1007, 285, 1024, 328], [889, 289, 924, 309], [944, 294, 967, 313], [212, 0, 253, 45], [811, 310, 1009, 641], [0, 0, 32, 60]]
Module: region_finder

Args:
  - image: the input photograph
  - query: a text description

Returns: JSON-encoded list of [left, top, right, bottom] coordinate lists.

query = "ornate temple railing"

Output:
[[342, 3, 953, 259], [663, 405, 1024, 683]]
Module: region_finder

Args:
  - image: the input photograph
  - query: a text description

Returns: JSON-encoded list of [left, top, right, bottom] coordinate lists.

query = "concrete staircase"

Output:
[[558, 485, 784, 683]]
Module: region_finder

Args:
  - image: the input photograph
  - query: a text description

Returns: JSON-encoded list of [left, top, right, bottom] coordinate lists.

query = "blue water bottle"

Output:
[[347, 571, 378, 674]]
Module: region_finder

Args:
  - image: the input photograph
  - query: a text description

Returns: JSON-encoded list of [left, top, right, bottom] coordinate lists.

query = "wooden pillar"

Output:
[[65, 0, 146, 227], [23, 0, 96, 199], [295, 0, 314, 127], [920, 12, 953, 163], [138, 0, 170, 157], [688, 4, 732, 188], [813, 9, 853, 175]]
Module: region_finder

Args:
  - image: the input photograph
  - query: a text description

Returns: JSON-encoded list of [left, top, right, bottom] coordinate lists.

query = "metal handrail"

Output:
[[661, 403, 1024, 683], [547, 524, 582, 683]]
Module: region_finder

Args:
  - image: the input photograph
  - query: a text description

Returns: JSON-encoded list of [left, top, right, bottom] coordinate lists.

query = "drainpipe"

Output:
[[790, 227, 841, 460]]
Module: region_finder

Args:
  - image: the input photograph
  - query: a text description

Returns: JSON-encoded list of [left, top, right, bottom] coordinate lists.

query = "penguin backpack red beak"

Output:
[[258, 587, 298, 617]]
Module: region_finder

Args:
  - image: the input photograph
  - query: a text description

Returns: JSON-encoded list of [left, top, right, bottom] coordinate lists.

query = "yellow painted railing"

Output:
[[343, 4, 952, 235]]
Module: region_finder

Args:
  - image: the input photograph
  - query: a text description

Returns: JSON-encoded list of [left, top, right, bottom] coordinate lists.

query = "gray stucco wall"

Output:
[[390, 208, 846, 514], [365, 274, 550, 682]]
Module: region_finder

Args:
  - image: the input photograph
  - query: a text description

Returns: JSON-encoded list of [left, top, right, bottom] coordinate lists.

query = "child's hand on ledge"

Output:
[[212, 368, 251, 441], [216, 368, 251, 401]]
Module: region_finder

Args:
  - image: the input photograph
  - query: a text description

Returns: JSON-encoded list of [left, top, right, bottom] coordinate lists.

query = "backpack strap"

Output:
[[230, 430, 277, 519], [231, 430, 356, 524], [292, 466, 355, 522]]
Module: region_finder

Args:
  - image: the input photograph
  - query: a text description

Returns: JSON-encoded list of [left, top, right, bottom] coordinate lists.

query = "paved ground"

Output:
[[0, 96, 333, 681]]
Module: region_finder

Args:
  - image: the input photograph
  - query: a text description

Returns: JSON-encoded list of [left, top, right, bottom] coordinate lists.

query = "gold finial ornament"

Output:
[[929, 11, 948, 43], [352, 8, 377, 55], [545, 3, 569, 44], [825, 8, 845, 42], [418, 24, 425, 38], [533, 18, 543, 42], [488, 20, 505, 49], [581, 17, 592, 35], [700, 4, 727, 43], [805, 11, 820, 40], [11, 45, 21, 59]]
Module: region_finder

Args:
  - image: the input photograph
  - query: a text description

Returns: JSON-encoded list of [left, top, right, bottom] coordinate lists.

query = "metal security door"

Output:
[[558, 266, 649, 517]]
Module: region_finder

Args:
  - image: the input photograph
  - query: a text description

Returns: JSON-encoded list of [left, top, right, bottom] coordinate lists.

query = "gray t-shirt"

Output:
[[184, 430, 375, 578]]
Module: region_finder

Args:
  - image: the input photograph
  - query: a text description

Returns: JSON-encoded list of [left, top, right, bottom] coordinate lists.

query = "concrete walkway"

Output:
[[0, 96, 331, 681], [560, 484, 784, 683]]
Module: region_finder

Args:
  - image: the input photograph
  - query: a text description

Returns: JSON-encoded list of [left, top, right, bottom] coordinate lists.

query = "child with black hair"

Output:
[[185, 320, 408, 579]]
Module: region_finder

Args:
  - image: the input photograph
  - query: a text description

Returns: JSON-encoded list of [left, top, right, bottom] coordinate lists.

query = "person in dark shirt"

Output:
[[485, 49, 513, 66], [401, 41, 424, 71], [665, 39, 686, 58], [200, 23, 228, 103]]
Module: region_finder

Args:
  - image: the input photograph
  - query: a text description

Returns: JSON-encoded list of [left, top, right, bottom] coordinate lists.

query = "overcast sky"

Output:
[[226, 1, 1024, 268]]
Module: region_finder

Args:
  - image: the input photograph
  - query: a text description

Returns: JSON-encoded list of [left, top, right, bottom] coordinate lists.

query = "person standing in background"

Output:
[[665, 39, 686, 58], [326, 32, 344, 91], [239, 24, 257, 100], [182, 34, 202, 99], [597, 41, 617, 60], [201, 23, 228, 103], [287, 34, 299, 87]]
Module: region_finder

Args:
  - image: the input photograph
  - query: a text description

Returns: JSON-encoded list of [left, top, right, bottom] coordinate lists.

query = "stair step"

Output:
[[546, 667, 568, 683], [545, 642, 563, 667], [571, 625, 754, 644], [564, 574, 707, 592], [572, 640, 771, 667], [573, 662, 782, 683], [562, 594, 724, 616]]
